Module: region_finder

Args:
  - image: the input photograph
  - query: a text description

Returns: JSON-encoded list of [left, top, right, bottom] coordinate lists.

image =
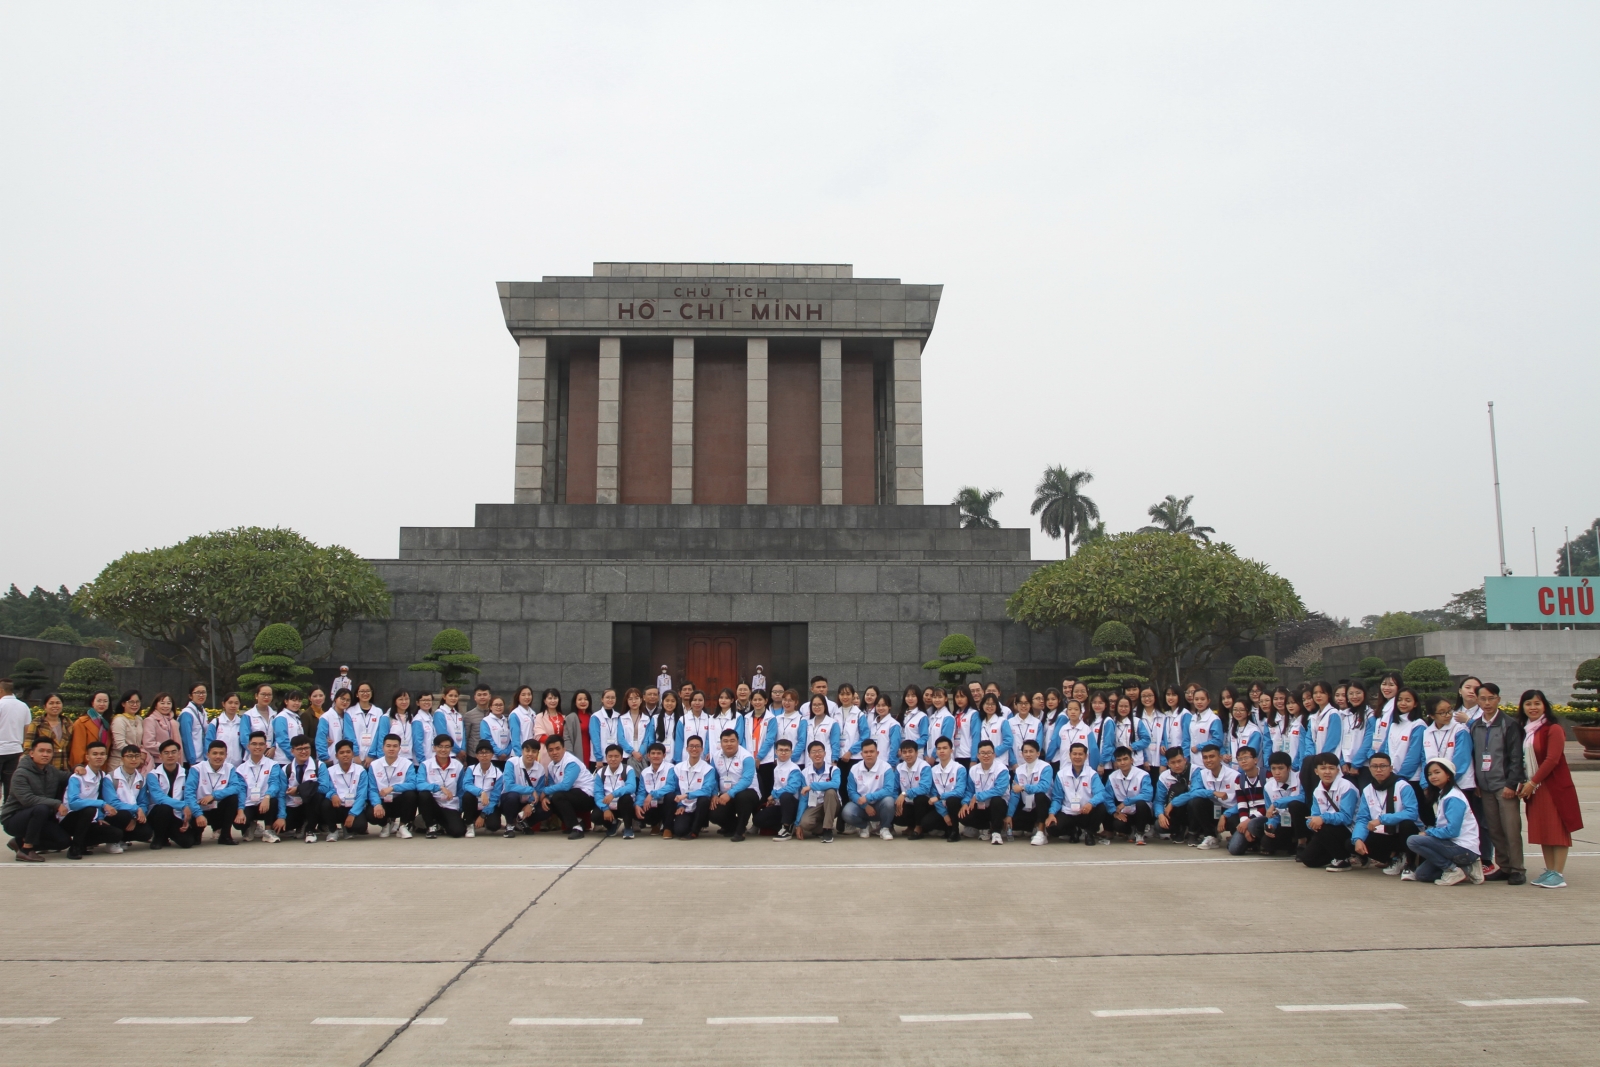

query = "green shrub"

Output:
[[1090, 621, 1135, 651], [1076, 620, 1149, 688], [1229, 655, 1278, 686], [59, 657, 115, 710], [36, 624, 83, 645], [1357, 656, 1388, 683], [1570, 657, 1600, 712], [1303, 659, 1324, 679], [235, 623, 316, 699], [10, 657, 50, 701], [409, 628, 484, 688], [1374, 612, 1442, 639], [1402, 657, 1452, 697]]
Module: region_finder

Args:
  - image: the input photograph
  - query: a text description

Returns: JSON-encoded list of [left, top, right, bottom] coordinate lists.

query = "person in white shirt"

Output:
[[961, 740, 1012, 845], [670, 735, 718, 840], [539, 737, 596, 840], [795, 739, 840, 842], [234, 732, 282, 843], [245, 685, 277, 762], [368, 733, 416, 840], [656, 666, 674, 695], [1102, 746, 1154, 844], [893, 739, 935, 839], [329, 666, 353, 703], [842, 739, 897, 839], [752, 738, 804, 839], [1191, 744, 1240, 851], [749, 665, 767, 692], [103, 744, 152, 851], [319, 739, 372, 841], [274, 735, 322, 842], [708, 730, 759, 842], [0, 677, 32, 802], [635, 742, 673, 836], [1008, 739, 1055, 845], [345, 683, 384, 766], [594, 744, 639, 839]]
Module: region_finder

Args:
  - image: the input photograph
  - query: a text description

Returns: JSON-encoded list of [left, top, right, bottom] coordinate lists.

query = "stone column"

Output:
[[595, 338, 621, 504], [514, 336, 547, 503], [671, 338, 694, 504], [819, 339, 843, 504], [892, 338, 923, 505], [746, 338, 768, 504]]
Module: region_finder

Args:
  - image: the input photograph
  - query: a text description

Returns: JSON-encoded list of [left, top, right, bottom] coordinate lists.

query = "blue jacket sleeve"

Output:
[[1349, 717, 1376, 768], [1426, 795, 1467, 840], [1352, 794, 1373, 841], [1386, 781, 1420, 826], [687, 767, 719, 801], [759, 719, 781, 762], [315, 718, 333, 763], [588, 716, 605, 761], [548, 760, 580, 793], [1321, 786, 1358, 827], [727, 758, 755, 796], [1321, 713, 1343, 755], [973, 769, 1010, 803], [654, 768, 680, 803], [179, 710, 202, 765], [272, 716, 294, 758], [1450, 730, 1473, 780], [1392, 726, 1424, 781]]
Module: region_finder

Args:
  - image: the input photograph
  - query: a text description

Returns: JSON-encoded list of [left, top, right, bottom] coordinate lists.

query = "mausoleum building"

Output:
[[334, 263, 1080, 695]]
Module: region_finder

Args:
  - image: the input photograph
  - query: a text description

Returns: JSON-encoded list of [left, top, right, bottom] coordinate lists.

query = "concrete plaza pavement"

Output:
[[4, 780, 1600, 1067]]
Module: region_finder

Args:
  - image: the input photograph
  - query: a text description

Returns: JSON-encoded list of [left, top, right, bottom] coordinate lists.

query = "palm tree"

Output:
[[1140, 494, 1215, 542], [1073, 519, 1107, 549], [1030, 466, 1099, 557], [953, 486, 1004, 530]]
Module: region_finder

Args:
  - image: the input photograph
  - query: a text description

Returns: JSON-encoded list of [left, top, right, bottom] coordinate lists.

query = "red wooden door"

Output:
[[686, 634, 741, 695]]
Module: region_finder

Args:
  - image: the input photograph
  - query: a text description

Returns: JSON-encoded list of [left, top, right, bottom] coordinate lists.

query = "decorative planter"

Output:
[[1573, 724, 1600, 761]]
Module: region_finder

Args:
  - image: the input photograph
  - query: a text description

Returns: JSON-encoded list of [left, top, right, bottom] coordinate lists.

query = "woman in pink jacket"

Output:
[[140, 692, 183, 772]]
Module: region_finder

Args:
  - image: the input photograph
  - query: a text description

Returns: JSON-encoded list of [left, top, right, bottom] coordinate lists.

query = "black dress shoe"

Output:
[[1508, 871, 1527, 886], [14, 849, 44, 863], [67, 848, 84, 860], [149, 841, 166, 851], [1484, 869, 1510, 881]]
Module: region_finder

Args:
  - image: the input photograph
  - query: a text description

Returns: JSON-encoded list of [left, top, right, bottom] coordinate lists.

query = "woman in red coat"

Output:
[[1516, 690, 1583, 889]]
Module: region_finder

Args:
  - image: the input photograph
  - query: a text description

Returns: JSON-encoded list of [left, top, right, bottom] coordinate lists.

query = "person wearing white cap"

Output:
[[1405, 756, 1484, 885], [329, 667, 353, 703], [656, 665, 673, 695], [750, 665, 767, 693]]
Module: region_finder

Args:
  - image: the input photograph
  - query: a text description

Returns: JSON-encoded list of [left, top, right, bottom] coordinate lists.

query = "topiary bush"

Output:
[[1229, 655, 1278, 686], [1570, 657, 1600, 713], [923, 632, 993, 685], [1402, 656, 1453, 699], [59, 656, 115, 710], [1357, 656, 1388, 684], [236, 622, 316, 699], [10, 657, 50, 702], [409, 628, 483, 688], [1075, 620, 1149, 689]]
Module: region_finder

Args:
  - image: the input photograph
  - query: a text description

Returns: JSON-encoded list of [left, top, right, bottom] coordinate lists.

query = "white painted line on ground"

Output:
[[582, 858, 1270, 871], [510, 1017, 643, 1026], [1458, 997, 1587, 1007], [1276, 1003, 1405, 1013], [313, 1017, 414, 1025], [1091, 1007, 1223, 1017], [0, 1018, 58, 1025], [411, 1018, 448, 1025], [900, 1012, 1032, 1023], [116, 1017, 253, 1025], [707, 1016, 838, 1025], [10, 863, 572, 871]]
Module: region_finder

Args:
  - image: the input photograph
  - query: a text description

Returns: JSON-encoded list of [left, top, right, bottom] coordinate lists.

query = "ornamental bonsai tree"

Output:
[[1357, 656, 1389, 685], [409, 628, 483, 688], [1402, 657, 1453, 702], [1568, 658, 1600, 725], [923, 633, 992, 686], [9, 657, 49, 702], [235, 623, 316, 700], [59, 656, 115, 711], [1229, 655, 1278, 687], [1073, 621, 1149, 688]]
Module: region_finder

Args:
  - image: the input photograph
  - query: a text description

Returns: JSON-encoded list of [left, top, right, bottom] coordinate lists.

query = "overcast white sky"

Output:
[[3, 3, 1596, 623]]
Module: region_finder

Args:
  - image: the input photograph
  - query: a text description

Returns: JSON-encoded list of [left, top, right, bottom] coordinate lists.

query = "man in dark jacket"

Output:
[[2, 736, 71, 862], [1470, 682, 1527, 885]]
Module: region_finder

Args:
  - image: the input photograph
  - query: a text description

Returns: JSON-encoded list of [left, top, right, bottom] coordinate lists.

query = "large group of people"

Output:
[[0, 670, 1582, 888]]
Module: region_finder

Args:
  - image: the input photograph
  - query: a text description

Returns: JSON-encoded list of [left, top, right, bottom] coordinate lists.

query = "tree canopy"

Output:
[[409, 628, 483, 687], [1139, 494, 1215, 543], [922, 633, 992, 684], [1030, 466, 1098, 557], [953, 486, 1004, 530], [1008, 531, 1303, 686], [235, 623, 317, 699], [78, 527, 389, 696]]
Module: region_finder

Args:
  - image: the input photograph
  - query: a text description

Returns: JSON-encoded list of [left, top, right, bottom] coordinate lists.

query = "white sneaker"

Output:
[[327, 829, 341, 842], [1382, 857, 1405, 876], [305, 833, 317, 843], [261, 830, 280, 843], [107, 842, 125, 854], [879, 827, 894, 841], [1030, 830, 1047, 846], [1466, 858, 1485, 885], [379, 821, 392, 838], [990, 832, 1004, 845], [1196, 835, 1221, 850], [1400, 869, 1417, 881], [1436, 866, 1468, 886], [961, 825, 980, 839], [1133, 833, 1146, 846], [396, 823, 412, 840], [465, 825, 476, 838], [858, 827, 871, 839]]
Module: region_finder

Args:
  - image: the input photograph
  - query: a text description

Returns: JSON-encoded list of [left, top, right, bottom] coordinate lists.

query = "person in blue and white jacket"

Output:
[[1185, 688, 1224, 766], [843, 738, 898, 840], [1047, 740, 1104, 846], [319, 739, 372, 841], [1046, 700, 1097, 772], [899, 686, 927, 755], [634, 742, 673, 836], [142, 739, 195, 849], [539, 736, 595, 840], [1102, 746, 1153, 844], [973, 695, 1013, 770], [410, 692, 439, 764], [708, 730, 759, 841], [1098, 698, 1150, 774], [243, 686, 276, 762], [590, 689, 623, 770], [460, 740, 504, 837], [594, 743, 638, 838], [103, 744, 151, 851], [1223, 702, 1266, 769], [272, 691, 305, 768], [961, 739, 1011, 845], [275, 735, 322, 842], [795, 740, 840, 842], [62, 740, 122, 857], [1405, 757, 1484, 886], [178, 683, 210, 767], [476, 697, 514, 767], [668, 734, 718, 840], [1298, 752, 1358, 871], [923, 688, 955, 762], [864, 696, 903, 772], [797, 695, 840, 768], [925, 736, 970, 842], [367, 733, 417, 840], [233, 731, 283, 843], [343, 683, 384, 765], [497, 740, 547, 836], [753, 738, 805, 839], [1009, 701, 1047, 769], [205, 693, 248, 768], [1008, 738, 1055, 845], [892, 738, 935, 839], [1260, 751, 1306, 855], [185, 739, 242, 846], [317, 689, 353, 765], [1351, 751, 1420, 876], [1299, 681, 1344, 799]]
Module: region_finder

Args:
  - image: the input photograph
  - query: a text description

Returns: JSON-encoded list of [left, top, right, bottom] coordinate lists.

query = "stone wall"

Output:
[[1321, 630, 1599, 704]]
